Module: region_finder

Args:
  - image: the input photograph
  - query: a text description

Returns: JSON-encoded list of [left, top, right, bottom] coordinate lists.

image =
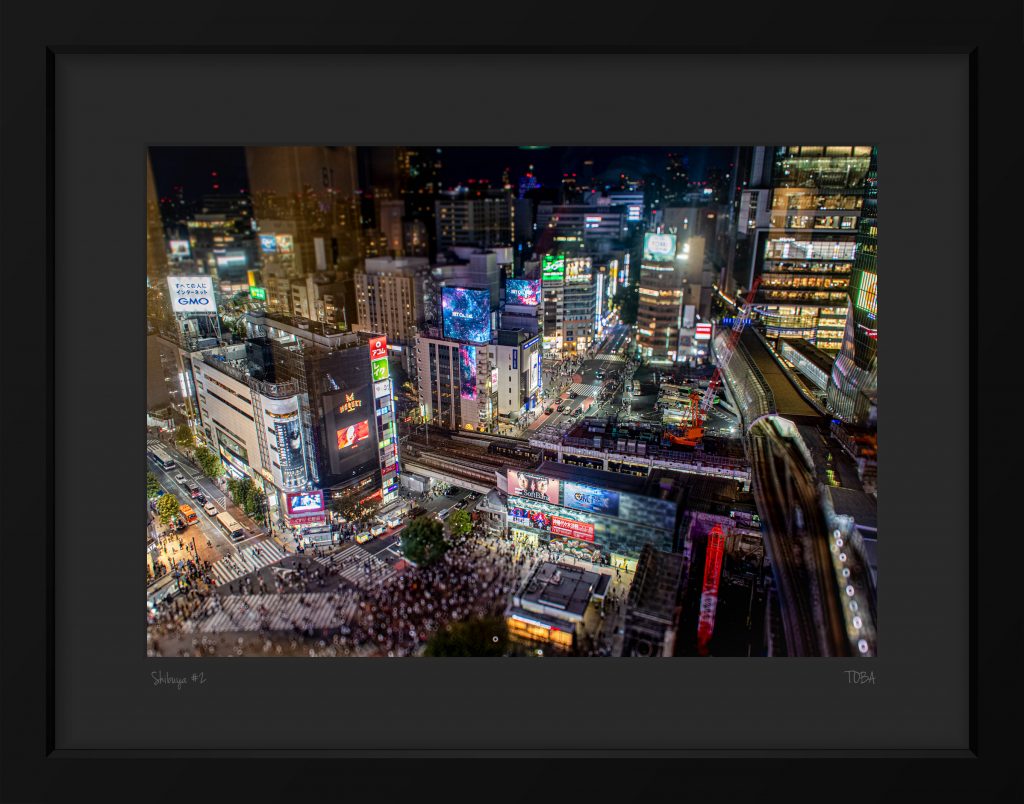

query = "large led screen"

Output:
[[337, 420, 371, 450], [442, 287, 491, 344], [459, 344, 478, 401], [506, 279, 540, 306], [563, 481, 620, 517], [507, 470, 560, 504], [541, 255, 565, 282], [643, 232, 677, 262], [286, 490, 325, 516]]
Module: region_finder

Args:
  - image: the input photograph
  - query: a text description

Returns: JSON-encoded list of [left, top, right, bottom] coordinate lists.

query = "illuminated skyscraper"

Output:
[[757, 146, 873, 353], [827, 146, 878, 426]]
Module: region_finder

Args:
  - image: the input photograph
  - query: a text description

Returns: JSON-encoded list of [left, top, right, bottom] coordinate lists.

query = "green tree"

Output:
[[174, 424, 195, 452], [447, 509, 472, 539], [194, 446, 223, 478], [155, 493, 180, 526], [243, 485, 267, 520], [400, 515, 447, 567], [146, 471, 162, 499], [424, 617, 509, 657], [226, 476, 240, 505]]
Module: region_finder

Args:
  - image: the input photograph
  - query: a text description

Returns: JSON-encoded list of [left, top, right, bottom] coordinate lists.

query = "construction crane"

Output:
[[665, 276, 761, 447]]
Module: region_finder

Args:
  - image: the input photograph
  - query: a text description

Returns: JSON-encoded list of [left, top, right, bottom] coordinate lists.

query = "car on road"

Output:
[[174, 473, 186, 484], [370, 524, 387, 537], [354, 531, 372, 544], [545, 407, 555, 415], [194, 492, 206, 504], [230, 529, 247, 542], [569, 391, 578, 399], [186, 481, 201, 498], [203, 502, 217, 516]]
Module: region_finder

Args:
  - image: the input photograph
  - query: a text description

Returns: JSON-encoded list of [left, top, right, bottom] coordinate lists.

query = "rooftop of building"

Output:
[[626, 545, 685, 623], [514, 561, 610, 620], [736, 328, 825, 422], [780, 337, 836, 377]]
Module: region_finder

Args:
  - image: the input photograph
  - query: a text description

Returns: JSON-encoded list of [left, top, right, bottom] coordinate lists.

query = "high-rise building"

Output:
[[540, 255, 597, 357], [353, 256, 431, 349], [435, 190, 513, 251], [827, 146, 878, 426], [245, 146, 363, 320], [635, 231, 705, 362], [146, 154, 172, 327], [757, 146, 873, 352], [414, 332, 491, 431], [535, 202, 630, 255]]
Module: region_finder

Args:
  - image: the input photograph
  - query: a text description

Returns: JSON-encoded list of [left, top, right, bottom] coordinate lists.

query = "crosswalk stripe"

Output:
[[209, 541, 287, 586], [181, 590, 362, 633]]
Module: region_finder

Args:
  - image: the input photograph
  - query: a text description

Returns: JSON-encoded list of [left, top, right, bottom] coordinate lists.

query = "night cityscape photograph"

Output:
[[146, 145, 878, 658]]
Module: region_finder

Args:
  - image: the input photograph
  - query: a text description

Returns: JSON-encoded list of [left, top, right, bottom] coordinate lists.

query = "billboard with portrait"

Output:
[[509, 506, 552, 531], [459, 344, 478, 401], [259, 233, 277, 253], [506, 279, 540, 306], [442, 287, 491, 344], [275, 234, 294, 253], [336, 420, 371, 450], [166, 275, 215, 313], [285, 490, 325, 517], [643, 232, 677, 262], [507, 470, 560, 504], [563, 481, 620, 517]]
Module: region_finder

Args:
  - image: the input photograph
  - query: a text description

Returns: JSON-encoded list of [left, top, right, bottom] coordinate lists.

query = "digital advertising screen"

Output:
[[169, 239, 191, 258], [249, 286, 267, 301], [506, 279, 540, 306], [507, 470, 560, 504], [541, 254, 565, 282], [441, 287, 491, 344], [215, 249, 248, 269], [373, 379, 392, 399], [275, 234, 294, 253], [259, 234, 277, 253], [459, 344, 478, 401], [551, 515, 595, 542], [566, 257, 592, 282], [509, 507, 552, 531], [286, 490, 325, 516], [563, 481, 620, 517], [856, 272, 878, 318], [643, 232, 677, 262], [337, 420, 370, 450], [166, 275, 215, 313], [371, 357, 390, 382]]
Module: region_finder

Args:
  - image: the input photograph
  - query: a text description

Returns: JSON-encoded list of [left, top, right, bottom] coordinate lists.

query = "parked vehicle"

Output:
[[203, 502, 217, 516]]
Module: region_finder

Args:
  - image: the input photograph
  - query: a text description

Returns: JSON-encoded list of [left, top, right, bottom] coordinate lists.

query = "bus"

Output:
[[178, 504, 198, 526], [215, 511, 244, 540], [148, 446, 175, 470]]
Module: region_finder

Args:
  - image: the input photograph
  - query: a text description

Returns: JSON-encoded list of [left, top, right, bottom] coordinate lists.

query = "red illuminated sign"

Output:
[[551, 515, 595, 542], [369, 336, 388, 360]]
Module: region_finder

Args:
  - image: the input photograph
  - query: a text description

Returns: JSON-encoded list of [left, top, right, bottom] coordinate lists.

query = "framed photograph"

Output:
[[1, 0, 1016, 797]]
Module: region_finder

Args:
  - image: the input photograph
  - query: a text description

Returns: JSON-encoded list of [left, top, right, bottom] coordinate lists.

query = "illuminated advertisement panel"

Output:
[[541, 254, 565, 282], [506, 279, 540, 306], [563, 481, 620, 517], [166, 275, 215, 313], [695, 323, 712, 341], [259, 234, 278, 252], [215, 249, 248, 269], [249, 286, 267, 301], [337, 420, 370, 450], [373, 379, 392, 399], [551, 515, 595, 542], [369, 335, 389, 360], [565, 257, 592, 283], [509, 506, 552, 531], [371, 357, 390, 382], [643, 232, 677, 261], [441, 287, 491, 343], [275, 234, 294, 253], [285, 490, 325, 516], [856, 272, 878, 317], [459, 344, 478, 401], [507, 470, 560, 504], [169, 239, 191, 258]]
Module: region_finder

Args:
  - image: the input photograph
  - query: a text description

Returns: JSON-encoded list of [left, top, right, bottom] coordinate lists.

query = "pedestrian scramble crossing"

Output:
[[314, 544, 398, 590], [180, 588, 361, 634], [210, 541, 287, 586], [566, 383, 602, 397]]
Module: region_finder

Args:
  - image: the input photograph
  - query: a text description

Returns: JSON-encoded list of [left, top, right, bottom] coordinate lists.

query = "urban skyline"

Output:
[[146, 144, 878, 658]]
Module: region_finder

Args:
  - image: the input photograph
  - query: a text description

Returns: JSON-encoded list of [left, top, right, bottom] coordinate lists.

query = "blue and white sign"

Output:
[[259, 234, 278, 253], [563, 481, 620, 517], [167, 275, 215, 313]]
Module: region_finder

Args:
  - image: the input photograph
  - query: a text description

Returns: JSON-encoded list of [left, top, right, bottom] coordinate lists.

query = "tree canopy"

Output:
[[446, 509, 472, 538], [400, 515, 447, 567], [194, 445, 223, 478], [155, 493, 180, 525]]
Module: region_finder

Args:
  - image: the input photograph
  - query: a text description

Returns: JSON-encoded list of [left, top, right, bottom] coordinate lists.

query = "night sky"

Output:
[[148, 146, 736, 202]]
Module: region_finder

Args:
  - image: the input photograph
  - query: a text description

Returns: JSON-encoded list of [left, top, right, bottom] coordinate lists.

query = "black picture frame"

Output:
[[1, 0, 1017, 798]]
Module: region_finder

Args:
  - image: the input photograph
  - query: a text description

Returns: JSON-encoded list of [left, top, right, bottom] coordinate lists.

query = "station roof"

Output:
[[739, 328, 824, 421]]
